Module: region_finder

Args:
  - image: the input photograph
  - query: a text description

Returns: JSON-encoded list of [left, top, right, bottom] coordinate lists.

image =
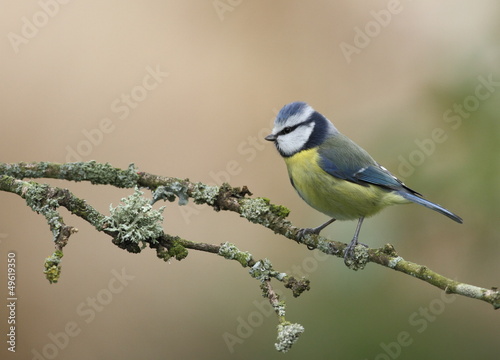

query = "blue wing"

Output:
[[316, 133, 462, 223], [317, 133, 420, 194], [355, 164, 418, 192]]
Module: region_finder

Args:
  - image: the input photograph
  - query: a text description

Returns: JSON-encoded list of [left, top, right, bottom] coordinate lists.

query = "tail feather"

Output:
[[396, 191, 463, 224]]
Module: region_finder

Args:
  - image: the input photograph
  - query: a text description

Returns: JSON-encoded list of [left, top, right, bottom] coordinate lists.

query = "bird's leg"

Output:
[[297, 218, 336, 240], [344, 217, 367, 264]]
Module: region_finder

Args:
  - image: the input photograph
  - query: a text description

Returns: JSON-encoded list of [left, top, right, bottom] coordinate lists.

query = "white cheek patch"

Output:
[[276, 123, 315, 156]]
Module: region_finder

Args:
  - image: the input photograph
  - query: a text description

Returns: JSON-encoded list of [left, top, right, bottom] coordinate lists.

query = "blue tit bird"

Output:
[[265, 101, 463, 263]]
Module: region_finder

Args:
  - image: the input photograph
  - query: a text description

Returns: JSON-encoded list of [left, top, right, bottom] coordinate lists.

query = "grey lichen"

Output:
[[455, 283, 485, 300], [191, 183, 219, 206], [121, 163, 140, 187], [388, 256, 403, 269], [21, 182, 64, 241], [22, 183, 56, 211], [0, 163, 21, 178], [274, 272, 287, 281], [0, 161, 49, 179], [315, 238, 339, 256], [151, 182, 189, 206], [344, 244, 369, 271], [102, 187, 165, 249], [250, 259, 290, 284], [273, 301, 286, 317], [249, 258, 274, 281], [0, 161, 139, 188], [251, 260, 270, 280], [239, 198, 271, 225], [275, 322, 305, 353], [59, 161, 139, 187], [218, 242, 252, 267]]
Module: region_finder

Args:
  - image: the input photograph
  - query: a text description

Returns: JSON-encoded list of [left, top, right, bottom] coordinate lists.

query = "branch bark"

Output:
[[1, 161, 498, 351]]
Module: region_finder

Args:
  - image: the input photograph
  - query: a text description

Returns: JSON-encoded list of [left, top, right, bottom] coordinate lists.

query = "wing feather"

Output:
[[318, 133, 420, 195]]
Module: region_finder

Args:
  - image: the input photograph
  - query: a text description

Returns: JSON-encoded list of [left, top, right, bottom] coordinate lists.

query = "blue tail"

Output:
[[397, 191, 463, 224]]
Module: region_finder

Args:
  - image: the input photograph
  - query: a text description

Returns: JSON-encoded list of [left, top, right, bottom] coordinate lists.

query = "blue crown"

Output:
[[276, 102, 309, 124]]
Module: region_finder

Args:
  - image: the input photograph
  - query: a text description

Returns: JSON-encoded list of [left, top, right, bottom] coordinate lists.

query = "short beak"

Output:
[[265, 134, 277, 142]]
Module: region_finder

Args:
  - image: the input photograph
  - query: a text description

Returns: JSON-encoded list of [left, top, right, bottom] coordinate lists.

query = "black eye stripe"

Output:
[[280, 126, 295, 135], [278, 119, 313, 136]]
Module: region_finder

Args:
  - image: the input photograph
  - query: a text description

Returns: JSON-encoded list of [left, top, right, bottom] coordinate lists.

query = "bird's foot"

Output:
[[295, 226, 323, 250], [343, 238, 368, 263], [297, 227, 321, 240], [343, 240, 356, 264], [296, 228, 321, 248], [343, 237, 369, 269], [297, 218, 336, 243]]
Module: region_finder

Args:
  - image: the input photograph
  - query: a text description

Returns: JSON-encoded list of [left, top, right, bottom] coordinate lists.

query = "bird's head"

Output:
[[265, 102, 337, 157]]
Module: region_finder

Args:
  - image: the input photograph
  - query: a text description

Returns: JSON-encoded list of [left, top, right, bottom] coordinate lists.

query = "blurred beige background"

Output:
[[1, 1, 499, 359]]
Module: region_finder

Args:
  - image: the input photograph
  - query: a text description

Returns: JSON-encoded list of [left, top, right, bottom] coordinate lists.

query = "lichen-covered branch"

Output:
[[1, 161, 498, 309], [0, 165, 310, 351], [1, 161, 499, 352]]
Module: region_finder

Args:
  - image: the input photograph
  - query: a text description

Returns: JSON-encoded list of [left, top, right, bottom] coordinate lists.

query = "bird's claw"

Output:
[[343, 238, 366, 265], [343, 243, 355, 264], [343, 236, 371, 270], [297, 227, 320, 244], [297, 227, 319, 238]]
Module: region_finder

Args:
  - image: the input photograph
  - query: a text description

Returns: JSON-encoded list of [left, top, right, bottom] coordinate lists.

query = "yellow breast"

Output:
[[284, 149, 408, 220]]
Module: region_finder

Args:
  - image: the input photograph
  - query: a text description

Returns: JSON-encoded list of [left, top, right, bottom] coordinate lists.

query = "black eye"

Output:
[[281, 127, 293, 135]]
